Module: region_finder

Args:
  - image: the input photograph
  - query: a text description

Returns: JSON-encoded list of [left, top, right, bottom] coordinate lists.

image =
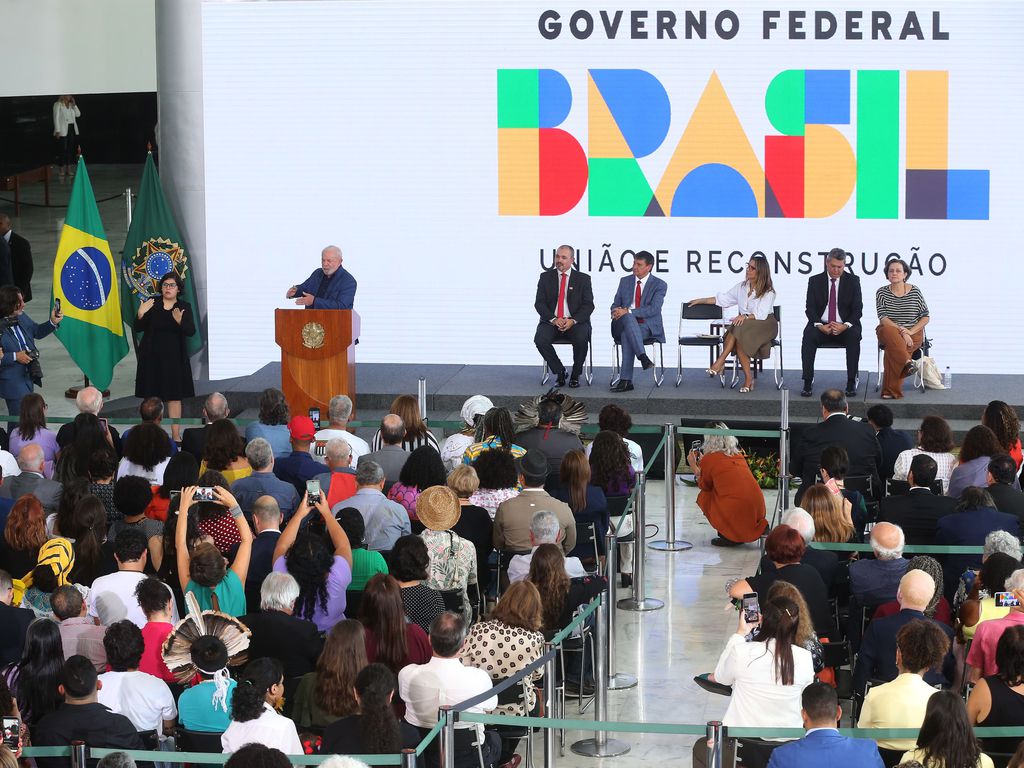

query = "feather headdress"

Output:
[[161, 592, 251, 687], [514, 388, 587, 435]]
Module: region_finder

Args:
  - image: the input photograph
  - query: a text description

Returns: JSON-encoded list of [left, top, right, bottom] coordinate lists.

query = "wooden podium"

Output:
[[275, 309, 360, 418]]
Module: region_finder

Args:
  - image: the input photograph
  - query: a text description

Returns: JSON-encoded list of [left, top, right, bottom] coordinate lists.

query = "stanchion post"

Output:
[[706, 721, 723, 768], [604, 529, 637, 691], [543, 643, 556, 768], [70, 741, 87, 768], [617, 472, 664, 612], [440, 705, 455, 768], [418, 377, 427, 422], [570, 592, 630, 758], [401, 748, 417, 768], [778, 388, 790, 511], [650, 423, 692, 552]]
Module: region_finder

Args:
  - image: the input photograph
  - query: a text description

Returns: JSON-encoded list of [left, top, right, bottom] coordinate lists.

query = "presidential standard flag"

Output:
[[52, 157, 130, 391], [121, 153, 202, 356]]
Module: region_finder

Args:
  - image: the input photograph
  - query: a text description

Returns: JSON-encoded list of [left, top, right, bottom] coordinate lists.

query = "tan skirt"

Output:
[[726, 316, 779, 357]]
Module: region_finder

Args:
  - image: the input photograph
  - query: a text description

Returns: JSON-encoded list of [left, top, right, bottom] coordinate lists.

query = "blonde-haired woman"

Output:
[[686, 422, 767, 546], [802, 484, 854, 544], [688, 255, 777, 393]]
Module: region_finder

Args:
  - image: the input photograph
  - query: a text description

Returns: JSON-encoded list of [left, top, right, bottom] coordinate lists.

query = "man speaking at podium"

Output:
[[286, 245, 357, 309]]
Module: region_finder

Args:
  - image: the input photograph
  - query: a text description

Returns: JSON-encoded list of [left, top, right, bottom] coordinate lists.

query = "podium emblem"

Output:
[[301, 322, 326, 349]]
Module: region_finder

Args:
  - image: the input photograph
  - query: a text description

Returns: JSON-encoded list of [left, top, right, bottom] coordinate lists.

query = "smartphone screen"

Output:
[[98, 417, 108, 432], [54, 298, 61, 315], [995, 591, 1020, 608], [193, 487, 216, 502], [741, 593, 760, 623], [308, 407, 321, 430], [306, 479, 321, 503], [2, 717, 19, 751]]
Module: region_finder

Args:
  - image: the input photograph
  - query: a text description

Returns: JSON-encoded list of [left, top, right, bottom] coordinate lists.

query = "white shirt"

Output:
[[628, 274, 652, 311], [116, 456, 171, 485], [508, 546, 588, 584], [221, 703, 303, 755], [52, 101, 80, 137], [0, 451, 20, 479], [816, 273, 851, 326], [554, 268, 573, 320], [313, 427, 370, 465], [398, 656, 497, 738], [892, 448, 958, 492], [98, 670, 177, 739], [87, 571, 178, 628], [715, 282, 776, 320]]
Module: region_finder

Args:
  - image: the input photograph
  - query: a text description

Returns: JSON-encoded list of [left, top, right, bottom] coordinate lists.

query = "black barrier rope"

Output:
[[0, 192, 125, 207]]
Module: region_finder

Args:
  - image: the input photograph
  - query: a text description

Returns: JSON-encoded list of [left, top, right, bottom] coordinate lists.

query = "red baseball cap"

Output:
[[288, 415, 316, 441]]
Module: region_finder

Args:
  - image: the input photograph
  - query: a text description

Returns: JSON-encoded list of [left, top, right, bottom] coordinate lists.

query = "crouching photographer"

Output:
[[0, 285, 61, 423]]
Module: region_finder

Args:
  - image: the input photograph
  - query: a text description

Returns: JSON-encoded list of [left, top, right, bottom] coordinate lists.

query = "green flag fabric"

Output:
[[121, 153, 203, 356], [51, 157, 130, 391]]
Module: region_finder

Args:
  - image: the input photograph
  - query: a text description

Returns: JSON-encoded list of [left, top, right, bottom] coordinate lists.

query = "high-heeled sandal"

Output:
[[739, 382, 755, 393]]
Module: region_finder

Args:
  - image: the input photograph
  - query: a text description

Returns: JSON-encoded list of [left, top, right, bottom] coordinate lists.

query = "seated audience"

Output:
[[181, 391, 230, 463], [244, 388, 291, 459], [0, 495, 47, 584], [866, 403, 914, 481], [585, 403, 644, 472], [322, 663, 420, 756], [893, 415, 958, 492], [387, 445, 446, 522], [19, 537, 75, 618], [553, 448, 610, 560], [371, 395, 440, 453], [467, 450, 520, 522], [417, 486, 477, 624], [314, 394, 370, 465], [877, 453, 956, 544], [333, 460, 410, 551], [858, 619, 950, 751], [936, 488, 1020, 603], [509, 510, 588, 584], [967, 625, 1024, 757], [757, 508, 839, 591], [292, 619, 366, 731], [120, 397, 178, 455], [87, 449, 120, 523], [802, 484, 854, 545], [953, 530, 1023, 615], [958, 552, 1017, 641], [221, 657, 303, 755], [116, 422, 172, 484], [687, 421, 767, 546], [33, 655, 143, 767], [199, 419, 251, 484], [63, 495, 108, 586], [967, 568, 1024, 681], [145, 451, 198, 523], [764, 681, 884, 767], [242, 572, 322, 681], [134, 576, 176, 684], [55, 413, 115, 486], [9, 393, 58, 477], [358, 574, 431, 676], [176, 485, 252, 617], [358, 414, 410, 483], [515, 396, 583, 475], [177, 635, 237, 733], [390, 534, 445, 633], [5, 445, 62, 512], [312, 439, 358, 508], [948, 426, 1006, 500], [730, 525, 832, 639], [271, 492, 353, 632], [55, 387, 121, 453], [849, 522, 908, 606], [447, 465, 494, 592], [494, 450, 575, 553], [245, 496, 283, 609], [88, 529, 156, 627], [819, 445, 869, 529], [2, 616, 63, 726], [853, 569, 954, 694], [195, 470, 240, 553], [462, 406, 526, 465], [986, 453, 1024, 522], [52, 584, 107, 672], [983, 400, 1022, 469], [902, 690, 995, 768], [109, 476, 164, 571], [97, 620, 177, 739], [272, 416, 323, 495], [441, 395, 492, 472], [589, 429, 637, 497], [873, 555, 952, 626], [230, 438, 300, 521], [336, 507, 388, 591]]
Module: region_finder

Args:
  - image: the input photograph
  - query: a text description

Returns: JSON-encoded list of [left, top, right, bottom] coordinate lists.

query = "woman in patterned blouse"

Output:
[[875, 258, 930, 399], [415, 486, 477, 625]]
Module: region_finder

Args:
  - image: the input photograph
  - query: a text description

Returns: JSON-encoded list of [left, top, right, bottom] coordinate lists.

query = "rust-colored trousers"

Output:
[[875, 324, 923, 398]]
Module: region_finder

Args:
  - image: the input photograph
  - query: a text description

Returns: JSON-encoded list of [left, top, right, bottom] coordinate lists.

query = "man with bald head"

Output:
[[286, 245, 357, 310], [56, 385, 121, 453], [245, 496, 284, 612], [849, 522, 909, 606], [181, 391, 230, 462], [1, 444, 63, 510], [358, 414, 409, 483], [853, 568, 954, 694]]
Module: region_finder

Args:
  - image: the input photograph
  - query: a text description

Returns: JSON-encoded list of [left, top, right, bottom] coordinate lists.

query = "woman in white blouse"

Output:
[[52, 95, 81, 178], [688, 255, 778, 393], [892, 415, 958, 492], [221, 657, 303, 756]]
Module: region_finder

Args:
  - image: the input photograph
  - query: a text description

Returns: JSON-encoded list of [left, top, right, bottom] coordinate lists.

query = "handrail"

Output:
[[21, 746, 404, 764]]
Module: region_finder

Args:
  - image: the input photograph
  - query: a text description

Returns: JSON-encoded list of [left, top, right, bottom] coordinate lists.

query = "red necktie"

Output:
[[828, 278, 837, 323], [634, 280, 644, 324], [556, 272, 567, 319]]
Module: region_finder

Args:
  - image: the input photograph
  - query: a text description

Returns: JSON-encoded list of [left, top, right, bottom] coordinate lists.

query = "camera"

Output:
[[26, 350, 42, 386]]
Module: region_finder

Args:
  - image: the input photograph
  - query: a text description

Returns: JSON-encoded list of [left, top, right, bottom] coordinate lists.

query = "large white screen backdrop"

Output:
[[201, 1, 1021, 379]]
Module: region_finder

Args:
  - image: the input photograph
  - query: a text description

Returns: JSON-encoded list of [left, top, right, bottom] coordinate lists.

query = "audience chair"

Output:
[[495, 549, 531, 598], [885, 478, 943, 496], [729, 734, 784, 768], [540, 337, 593, 386], [439, 587, 465, 617], [822, 641, 856, 724], [611, 339, 665, 387], [176, 727, 225, 753], [572, 520, 601, 576], [675, 303, 724, 387], [344, 589, 364, 619], [872, 336, 931, 394], [494, 676, 536, 768]]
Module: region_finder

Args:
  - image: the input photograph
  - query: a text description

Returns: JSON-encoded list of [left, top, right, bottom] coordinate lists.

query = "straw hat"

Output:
[[416, 486, 462, 531]]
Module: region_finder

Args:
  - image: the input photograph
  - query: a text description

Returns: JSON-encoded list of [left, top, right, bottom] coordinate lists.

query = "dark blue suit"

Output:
[[295, 267, 357, 310], [935, 506, 1021, 602], [767, 729, 884, 768], [611, 273, 666, 382], [852, 608, 955, 695], [0, 313, 55, 419]]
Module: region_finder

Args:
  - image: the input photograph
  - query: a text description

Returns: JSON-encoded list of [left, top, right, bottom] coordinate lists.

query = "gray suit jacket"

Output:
[[358, 445, 409, 483], [1, 472, 63, 511], [493, 489, 576, 554]]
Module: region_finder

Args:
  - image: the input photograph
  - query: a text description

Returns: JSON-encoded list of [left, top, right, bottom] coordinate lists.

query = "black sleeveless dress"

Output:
[[979, 675, 1024, 755]]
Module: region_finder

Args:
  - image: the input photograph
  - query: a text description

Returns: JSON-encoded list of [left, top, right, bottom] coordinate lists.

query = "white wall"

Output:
[[2, 0, 156, 97]]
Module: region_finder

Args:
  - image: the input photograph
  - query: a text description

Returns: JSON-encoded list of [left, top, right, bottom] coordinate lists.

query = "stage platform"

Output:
[[102, 361, 1021, 439]]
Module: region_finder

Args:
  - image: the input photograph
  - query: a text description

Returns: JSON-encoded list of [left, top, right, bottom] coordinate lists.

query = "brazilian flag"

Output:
[[52, 157, 130, 390], [120, 153, 202, 356]]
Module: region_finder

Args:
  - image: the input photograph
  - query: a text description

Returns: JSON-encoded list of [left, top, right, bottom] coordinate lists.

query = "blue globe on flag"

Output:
[[145, 251, 174, 281], [60, 246, 113, 311]]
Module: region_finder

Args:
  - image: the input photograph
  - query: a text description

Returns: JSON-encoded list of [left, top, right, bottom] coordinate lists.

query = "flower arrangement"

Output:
[[745, 451, 780, 489]]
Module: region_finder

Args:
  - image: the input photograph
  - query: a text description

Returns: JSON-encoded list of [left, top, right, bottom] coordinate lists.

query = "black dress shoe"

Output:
[[610, 380, 634, 393], [639, 354, 655, 370], [800, 383, 813, 397], [555, 371, 567, 387], [845, 382, 858, 397], [711, 535, 742, 548], [568, 377, 580, 388]]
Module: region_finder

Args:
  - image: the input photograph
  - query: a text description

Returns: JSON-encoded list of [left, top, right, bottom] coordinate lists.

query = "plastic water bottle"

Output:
[[943, 366, 952, 390]]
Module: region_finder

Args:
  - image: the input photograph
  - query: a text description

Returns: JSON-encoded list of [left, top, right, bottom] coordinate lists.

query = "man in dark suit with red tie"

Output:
[[801, 248, 862, 398], [534, 245, 594, 388]]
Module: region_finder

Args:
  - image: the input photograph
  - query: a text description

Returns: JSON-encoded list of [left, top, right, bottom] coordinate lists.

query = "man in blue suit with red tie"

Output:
[[609, 251, 666, 393], [767, 682, 883, 767]]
